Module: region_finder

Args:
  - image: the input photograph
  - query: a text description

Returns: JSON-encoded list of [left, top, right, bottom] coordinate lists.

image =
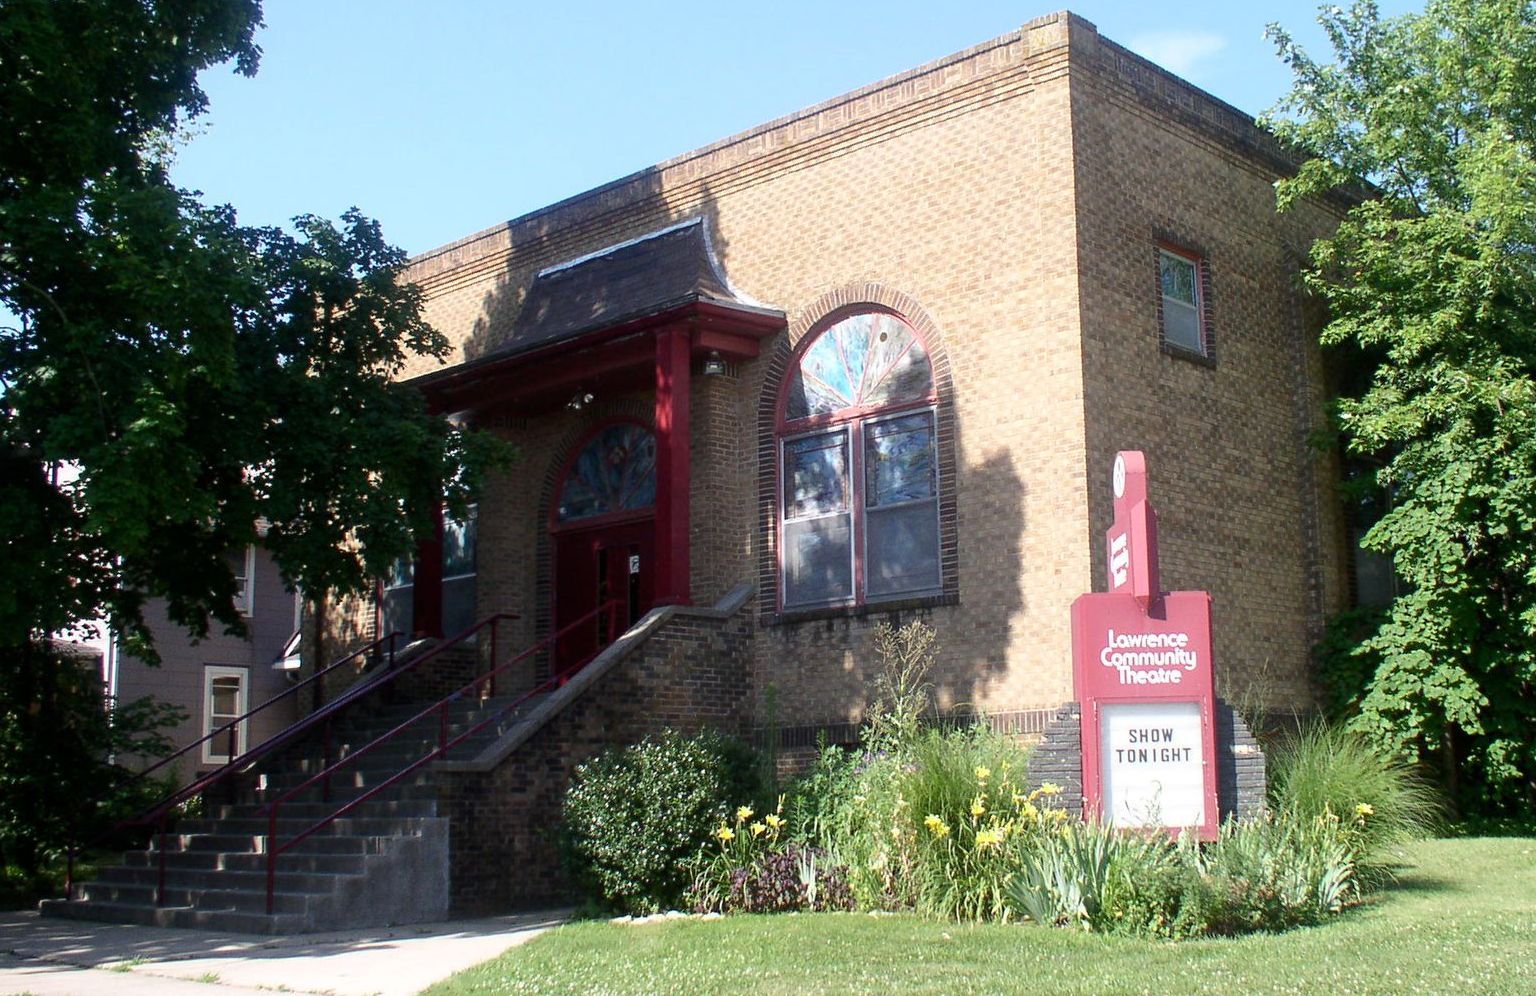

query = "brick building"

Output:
[[376, 10, 1349, 742], [50, 11, 1363, 927]]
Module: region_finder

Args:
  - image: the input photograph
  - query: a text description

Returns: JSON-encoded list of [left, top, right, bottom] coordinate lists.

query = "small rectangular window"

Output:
[[202, 665, 249, 764], [1159, 248, 1205, 355], [442, 505, 478, 637], [381, 555, 414, 639], [228, 546, 255, 616]]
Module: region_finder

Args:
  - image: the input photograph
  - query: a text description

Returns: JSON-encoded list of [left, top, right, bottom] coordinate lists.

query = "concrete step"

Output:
[[210, 796, 438, 822], [119, 848, 368, 876], [94, 863, 362, 899], [173, 815, 438, 838], [72, 879, 319, 916], [38, 897, 310, 934], [160, 830, 392, 855]]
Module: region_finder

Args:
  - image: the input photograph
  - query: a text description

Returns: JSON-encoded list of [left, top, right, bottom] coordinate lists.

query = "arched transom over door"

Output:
[[551, 421, 657, 667]]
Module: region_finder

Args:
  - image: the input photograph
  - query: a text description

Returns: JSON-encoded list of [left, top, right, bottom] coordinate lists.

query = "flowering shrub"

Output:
[[806, 722, 1056, 920], [688, 800, 854, 913], [1189, 812, 1359, 934], [561, 729, 764, 914]]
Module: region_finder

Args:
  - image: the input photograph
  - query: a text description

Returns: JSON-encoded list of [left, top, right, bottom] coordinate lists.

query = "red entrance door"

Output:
[[553, 519, 654, 671]]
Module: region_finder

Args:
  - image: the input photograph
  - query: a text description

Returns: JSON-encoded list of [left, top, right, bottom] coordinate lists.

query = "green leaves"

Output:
[[0, 1, 510, 658], [1273, 0, 1536, 813]]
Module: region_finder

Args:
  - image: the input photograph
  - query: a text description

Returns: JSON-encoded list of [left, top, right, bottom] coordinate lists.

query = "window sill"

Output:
[[763, 591, 958, 627], [1160, 341, 1216, 368]]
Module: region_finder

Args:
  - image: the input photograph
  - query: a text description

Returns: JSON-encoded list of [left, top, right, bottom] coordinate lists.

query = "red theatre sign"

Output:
[[1072, 451, 1219, 839]]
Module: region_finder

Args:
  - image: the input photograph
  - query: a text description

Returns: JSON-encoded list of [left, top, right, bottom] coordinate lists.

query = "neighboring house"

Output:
[[109, 544, 301, 775], [333, 10, 1359, 753]]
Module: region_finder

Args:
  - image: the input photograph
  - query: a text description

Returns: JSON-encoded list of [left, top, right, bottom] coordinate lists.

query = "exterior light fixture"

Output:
[[567, 391, 594, 412], [703, 351, 727, 377]]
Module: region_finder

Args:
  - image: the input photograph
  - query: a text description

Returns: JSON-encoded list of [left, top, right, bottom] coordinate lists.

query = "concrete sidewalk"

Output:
[[0, 908, 568, 996]]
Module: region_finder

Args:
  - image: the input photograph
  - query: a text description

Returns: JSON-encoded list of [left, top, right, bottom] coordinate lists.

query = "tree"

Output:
[[0, 0, 507, 864], [1, 0, 503, 654], [1267, 0, 1536, 813]]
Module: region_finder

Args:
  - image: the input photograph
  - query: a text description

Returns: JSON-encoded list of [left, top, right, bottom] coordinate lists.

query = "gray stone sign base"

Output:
[[1027, 699, 1266, 824]]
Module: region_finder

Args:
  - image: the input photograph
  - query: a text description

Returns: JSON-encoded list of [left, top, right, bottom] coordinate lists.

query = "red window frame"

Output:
[[1157, 243, 1207, 356], [774, 307, 942, 611]]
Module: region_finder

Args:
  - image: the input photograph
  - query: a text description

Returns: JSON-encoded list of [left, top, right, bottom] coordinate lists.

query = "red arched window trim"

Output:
[[548, 417, 658, 534], [774, 307, 942, 611]]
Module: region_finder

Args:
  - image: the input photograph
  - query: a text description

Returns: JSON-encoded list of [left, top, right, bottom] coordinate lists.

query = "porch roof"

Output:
[[411, 219, 784, 417]]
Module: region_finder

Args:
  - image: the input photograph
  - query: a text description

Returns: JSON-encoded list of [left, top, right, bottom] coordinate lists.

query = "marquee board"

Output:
[[1071, 451, 1220, 839]]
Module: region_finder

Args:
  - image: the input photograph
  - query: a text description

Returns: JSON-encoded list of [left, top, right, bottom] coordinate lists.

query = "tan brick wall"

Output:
[[1067, 24, 1351, 711], [324, 12, 1352, 741]]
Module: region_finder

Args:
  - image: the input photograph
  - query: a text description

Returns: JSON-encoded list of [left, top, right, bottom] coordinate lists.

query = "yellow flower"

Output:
[[1355, 803, 1375, 818], [975, 827, 1006, 851], [715, 825, 735, 842], [751, 822, 767, 837], [924, 814, 951, 838], [736, 805, 754, 823], [974, 766, 991, 782], [1038, 782, 1063, 796], [971, 795, 987, 817], [764, 813, 783, 830]]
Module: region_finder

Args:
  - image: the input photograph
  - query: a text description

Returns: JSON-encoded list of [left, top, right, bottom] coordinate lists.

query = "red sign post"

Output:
[[1072, 452, 1219, 839]]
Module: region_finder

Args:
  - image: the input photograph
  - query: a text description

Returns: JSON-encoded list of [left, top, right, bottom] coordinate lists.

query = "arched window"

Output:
[[555, 422, 657, 523], [778, 310, 941, 608]]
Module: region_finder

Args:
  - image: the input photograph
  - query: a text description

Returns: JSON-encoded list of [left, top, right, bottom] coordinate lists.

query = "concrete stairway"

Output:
[[41, 691, 546, 934]]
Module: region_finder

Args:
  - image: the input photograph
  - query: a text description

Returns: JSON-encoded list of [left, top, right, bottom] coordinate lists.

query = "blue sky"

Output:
[[172, 1, 1424, 258]]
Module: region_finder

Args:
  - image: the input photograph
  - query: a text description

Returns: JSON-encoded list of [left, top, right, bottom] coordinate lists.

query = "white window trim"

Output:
[[781, 425, 856, 609], [202, 665, 250, 765], [233, 544, 256, 617]]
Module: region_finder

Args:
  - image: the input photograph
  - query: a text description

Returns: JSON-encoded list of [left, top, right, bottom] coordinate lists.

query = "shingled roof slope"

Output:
[[493, 218, 768, 357]]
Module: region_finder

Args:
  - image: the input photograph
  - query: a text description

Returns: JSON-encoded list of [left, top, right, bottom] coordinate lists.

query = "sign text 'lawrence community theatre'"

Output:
[[1071, 451, 1220, 839]]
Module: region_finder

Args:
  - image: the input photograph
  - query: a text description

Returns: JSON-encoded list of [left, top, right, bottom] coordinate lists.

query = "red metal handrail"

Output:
[[261, 600, 619, 914], [65, 628, 405, 895], [140, 630, 406, 786], [134, 614, 521, 906]]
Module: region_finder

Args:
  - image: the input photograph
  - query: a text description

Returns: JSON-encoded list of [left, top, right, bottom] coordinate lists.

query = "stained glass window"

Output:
[[557, 423, 657, 522], [785, 312, 933, 420], [778, 311, 942, 609]]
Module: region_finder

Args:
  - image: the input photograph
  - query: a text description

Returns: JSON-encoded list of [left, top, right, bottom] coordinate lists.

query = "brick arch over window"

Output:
[[532, 399, 656, 669], [756, 283, 959, 617]]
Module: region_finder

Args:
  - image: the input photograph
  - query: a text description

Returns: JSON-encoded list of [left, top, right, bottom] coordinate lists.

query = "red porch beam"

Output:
[[653, 327, 691, 606]]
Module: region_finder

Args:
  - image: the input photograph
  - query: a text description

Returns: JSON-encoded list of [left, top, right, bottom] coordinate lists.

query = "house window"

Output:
[[442, 505, 478, 636], [381, 554, 415, 639], [202, 665, 249, 764], [1158, 247, 1206, 355], [779, 310, 941, 609], [379, 506, 479, 638], [229, 545, 255, 615]]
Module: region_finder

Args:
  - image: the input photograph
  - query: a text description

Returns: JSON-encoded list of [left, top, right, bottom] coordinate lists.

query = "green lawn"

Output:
[[426, 838, 1536, 995]]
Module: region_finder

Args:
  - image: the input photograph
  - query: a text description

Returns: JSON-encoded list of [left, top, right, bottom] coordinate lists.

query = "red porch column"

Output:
[[653, 327, 692, 605], [412, 506, 445, 638]]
